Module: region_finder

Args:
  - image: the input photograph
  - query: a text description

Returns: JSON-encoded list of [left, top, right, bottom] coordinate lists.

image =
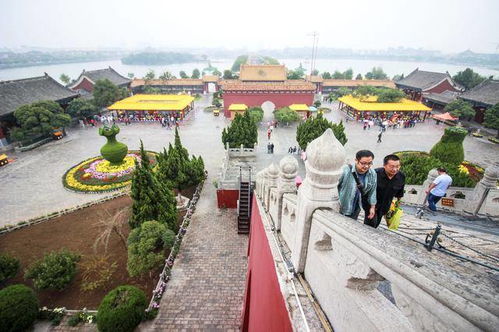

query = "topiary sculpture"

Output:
[[99, 125, 128, 164], [430, 127, 467, 165]]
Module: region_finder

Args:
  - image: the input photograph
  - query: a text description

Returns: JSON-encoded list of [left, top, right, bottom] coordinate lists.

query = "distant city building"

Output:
[[459, 79, 499, 123], [395, 68, 462, 101], [0, 73, 78, 147], [68, 66, 131, 95]]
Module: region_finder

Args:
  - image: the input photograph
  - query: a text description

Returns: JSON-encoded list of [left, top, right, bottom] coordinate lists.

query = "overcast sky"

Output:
[[1, 0, 498, 53]]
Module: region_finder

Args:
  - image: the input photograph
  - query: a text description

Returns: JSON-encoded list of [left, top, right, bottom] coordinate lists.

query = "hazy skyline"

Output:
[[1, 0, 499, 54]]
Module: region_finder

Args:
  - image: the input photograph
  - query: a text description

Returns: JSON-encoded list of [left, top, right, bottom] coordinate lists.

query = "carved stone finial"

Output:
[[481, 161, 499, 189], [268, 162, 279, 179], [279, 156, 298, 180]]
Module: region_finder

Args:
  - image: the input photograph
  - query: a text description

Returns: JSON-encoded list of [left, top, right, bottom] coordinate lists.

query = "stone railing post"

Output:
[[291, 128, 346, 273], [240, 144, 244, 156], [464, 161, 499, 215], [264, 163, 279, 212], [255, 169, 265, 199], [260, 167, 270, 201], [418, 168, 438, 204], [275, 156, 298, 230]]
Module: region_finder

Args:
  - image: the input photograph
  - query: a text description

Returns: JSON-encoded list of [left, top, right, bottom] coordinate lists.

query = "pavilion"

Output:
[[289, 104, 311, 119], [228, 104, 248, 119], [338, 95, 431, 120], [107, 94, 194, 120]]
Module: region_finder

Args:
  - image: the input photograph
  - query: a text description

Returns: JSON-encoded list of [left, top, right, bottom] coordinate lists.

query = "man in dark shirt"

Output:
[[366, 154, 405, 228]]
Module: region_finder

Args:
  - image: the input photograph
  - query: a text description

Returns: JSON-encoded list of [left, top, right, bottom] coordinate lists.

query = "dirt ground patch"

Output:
[[0, 188, 193, 310]]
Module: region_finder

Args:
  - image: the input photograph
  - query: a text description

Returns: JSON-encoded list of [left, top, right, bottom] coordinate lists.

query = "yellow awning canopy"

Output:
[[107, 94, 194, 111], [338, 95, 431, 112], [228, 104, 248, 111], [289, 104, 309, 111]]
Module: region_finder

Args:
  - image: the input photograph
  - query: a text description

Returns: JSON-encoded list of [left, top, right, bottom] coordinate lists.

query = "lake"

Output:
[[1, 58, 498, 83]]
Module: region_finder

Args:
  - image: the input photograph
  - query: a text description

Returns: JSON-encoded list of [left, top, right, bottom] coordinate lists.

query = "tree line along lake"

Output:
[[0, 58, 498, 83]]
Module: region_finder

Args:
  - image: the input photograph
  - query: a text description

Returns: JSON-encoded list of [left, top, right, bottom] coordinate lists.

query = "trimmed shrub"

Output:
[[397, 152, 477, 187], [97, 285, 147, 332], [162, 229, 176, 249], [127, 221, 170, 277], [430, 127, 467, 165], [296, 113, 347, 150], [25, 249, 80, 290], [0, 284, 39, 332], [0, 254, 20, 283]]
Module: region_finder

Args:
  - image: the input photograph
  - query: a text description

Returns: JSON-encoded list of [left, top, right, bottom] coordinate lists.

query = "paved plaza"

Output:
[[1, 97, 498, 227]]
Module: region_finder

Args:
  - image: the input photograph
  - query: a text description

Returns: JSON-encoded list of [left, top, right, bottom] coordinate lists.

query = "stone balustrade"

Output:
[[255, 129, 499, 331]]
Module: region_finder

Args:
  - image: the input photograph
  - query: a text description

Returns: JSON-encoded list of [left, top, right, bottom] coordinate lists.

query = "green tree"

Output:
[[231, 55, 249, 72], [296, 113, 347, 150], [130, 142, 177, 230], [212, 69, 222, 76], [483, 103, 499, 138], [332, 70, 345, 79], [127, 73, 135, 79], [344, 68, 354, 80], [392, 73, 404, 81], [353, 86, 379, 100], [365, 67, 387, 80], [143, 70, 155, 81], [248, 107, 264, 123], [314, 100, 322, 108], [179, 71, 188, 79], [93, 79, 126, 108], [212, 98, 222, 108], [143, 86, 161, 94], [274, 107, 301, 125], [444, 99, 475, 120], [322, 72, 332, 79], [60, 73, 70, 85], [0, 285, 39, 332], [66, 98, 99, 119], [221, 110, 258, 148], [430, 127, 467, 165], [355, 73, 363, 80], [287, 63, 306, 79], [223, 69, 236, 79], [452, 68, 486, 90], [377, 88, 406, 102], [191, 68, 200, 79], [311, 69, 319, 76], [12, 102, 70, 141], [159, 71, 175, 80]]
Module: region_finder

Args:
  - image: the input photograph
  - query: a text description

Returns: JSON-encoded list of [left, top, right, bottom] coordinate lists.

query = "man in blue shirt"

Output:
[[338, 150, 377, 221], [425, 167, 452, 212]]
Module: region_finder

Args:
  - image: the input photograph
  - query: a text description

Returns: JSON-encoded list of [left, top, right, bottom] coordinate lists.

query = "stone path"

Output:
[[142, 174, 248, 331]]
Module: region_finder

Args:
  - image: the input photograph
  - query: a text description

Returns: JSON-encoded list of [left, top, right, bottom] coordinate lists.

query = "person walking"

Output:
[[377, 131, 383, 143], [270, 142, 275, 154], [338, 150, 377, 222], [368, 154, 405, 228], [425, 168, 452, 212]]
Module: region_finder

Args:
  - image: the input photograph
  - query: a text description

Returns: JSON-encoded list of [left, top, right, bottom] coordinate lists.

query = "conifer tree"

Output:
[[296, 113, 347, 150], [221, 110, 258, 148], [130, 141, 177, 231]]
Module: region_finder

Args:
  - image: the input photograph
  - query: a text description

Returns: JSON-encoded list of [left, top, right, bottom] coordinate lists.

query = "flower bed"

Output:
[[62, 150, 158, 193]]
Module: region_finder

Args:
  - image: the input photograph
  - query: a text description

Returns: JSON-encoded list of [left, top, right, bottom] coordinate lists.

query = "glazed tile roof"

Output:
[[323, 79, 395, 88], [338, 95, 431, 112], [70, 66, 130, 88], [306, 75, 324, 83], [460, 79, 499, 106], [0, 74, 78, 117], [239, 64, 287, 81], [107, 94, 194, 111], [424, 90, 460, 105], [220, 80, 315, 91], [395, 68, 457, 91], [131, 79, 203, 88], [202, 75, 219, 82]]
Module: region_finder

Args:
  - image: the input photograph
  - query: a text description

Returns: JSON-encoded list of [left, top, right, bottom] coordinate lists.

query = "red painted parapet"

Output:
[[242, 196, 293, 332], [216, 189, 239, 208]]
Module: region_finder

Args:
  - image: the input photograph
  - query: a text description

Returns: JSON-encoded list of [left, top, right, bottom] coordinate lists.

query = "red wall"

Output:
[[216, 189, 239, 208], [223, 92, 314, 117], [71, 77, 95, 93], [242, 196, 293, 332], [426, 79, 460, 94]]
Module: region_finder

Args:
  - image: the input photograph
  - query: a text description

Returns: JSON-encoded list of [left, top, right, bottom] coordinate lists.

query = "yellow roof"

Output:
[[107, 94, 194, 111], [239, 65, 287, 81], [228, 104, 248, 111], [338, 95, 431, 112], [289, 104, 309, 111]]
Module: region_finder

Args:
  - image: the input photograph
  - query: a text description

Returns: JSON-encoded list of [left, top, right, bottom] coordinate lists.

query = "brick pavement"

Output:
[[143, 175, 248, 331]]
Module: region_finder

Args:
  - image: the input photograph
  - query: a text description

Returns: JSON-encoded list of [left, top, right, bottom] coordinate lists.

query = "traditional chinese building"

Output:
[[306, 76, 396, 94], [221, 65, 315, 118], [395, 68, 462, 101], [107, 94, 194, 120], [131, 75, 220, 95], [459, 79, 499, 123], [422, 90, 460, 111], [68, 66, 131, 95], [0, 73, 78, 148]]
